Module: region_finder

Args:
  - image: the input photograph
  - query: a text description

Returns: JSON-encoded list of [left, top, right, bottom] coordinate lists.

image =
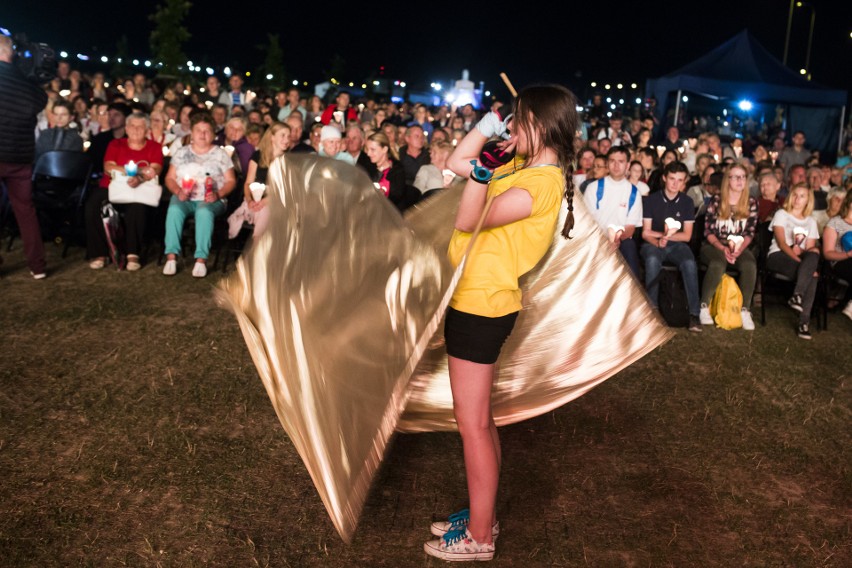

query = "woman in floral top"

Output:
[[699, 163, 759, 329]]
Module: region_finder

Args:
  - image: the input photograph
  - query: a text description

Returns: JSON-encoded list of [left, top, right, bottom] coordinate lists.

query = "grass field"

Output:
[[0, 242, 849, 567]]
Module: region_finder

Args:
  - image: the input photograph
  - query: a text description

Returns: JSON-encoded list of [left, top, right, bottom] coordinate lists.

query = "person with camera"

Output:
[[0, 35, 48, 278]]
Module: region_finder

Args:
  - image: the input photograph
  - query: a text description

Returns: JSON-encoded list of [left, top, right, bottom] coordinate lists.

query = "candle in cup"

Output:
[[249, 182, 266, 202], [125, 160, 138, 177]]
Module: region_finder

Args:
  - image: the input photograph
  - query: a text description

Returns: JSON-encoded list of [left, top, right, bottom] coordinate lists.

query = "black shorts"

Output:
[[444, 307, 519, 365]]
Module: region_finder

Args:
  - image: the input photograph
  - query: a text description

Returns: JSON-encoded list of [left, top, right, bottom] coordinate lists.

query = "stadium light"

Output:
[[738, 100, 753, 111]]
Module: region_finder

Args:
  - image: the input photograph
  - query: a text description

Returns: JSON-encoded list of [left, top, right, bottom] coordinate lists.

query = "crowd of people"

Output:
[[2, 46, 852, 339]]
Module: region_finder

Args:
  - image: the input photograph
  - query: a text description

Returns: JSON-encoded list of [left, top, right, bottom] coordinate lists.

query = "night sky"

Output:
[[2, 0, 850, 100]]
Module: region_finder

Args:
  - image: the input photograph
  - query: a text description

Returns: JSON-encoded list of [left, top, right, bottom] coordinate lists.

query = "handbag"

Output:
[[108, 173, 162, 207]]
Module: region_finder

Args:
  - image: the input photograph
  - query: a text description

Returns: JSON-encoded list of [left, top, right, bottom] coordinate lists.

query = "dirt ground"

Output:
[[0, 242, 849, 567]]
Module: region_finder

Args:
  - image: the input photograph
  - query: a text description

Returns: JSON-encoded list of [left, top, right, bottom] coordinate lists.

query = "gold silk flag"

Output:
[[216, 155, 672, 542]]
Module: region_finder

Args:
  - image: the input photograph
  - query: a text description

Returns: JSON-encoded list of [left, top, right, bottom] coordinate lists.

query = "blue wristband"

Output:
[[469, 160, 492, 184]]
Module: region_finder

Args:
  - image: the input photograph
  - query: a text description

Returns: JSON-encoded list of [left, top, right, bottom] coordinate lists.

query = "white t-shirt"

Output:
[[768, 209, 819, 255], [583, 176, 643, 229]]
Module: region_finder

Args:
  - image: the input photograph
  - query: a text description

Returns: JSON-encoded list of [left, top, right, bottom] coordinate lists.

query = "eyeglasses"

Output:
[[730, 175, 746, 180]]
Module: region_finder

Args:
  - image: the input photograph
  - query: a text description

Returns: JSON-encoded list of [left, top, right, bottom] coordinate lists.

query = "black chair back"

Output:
[[33, 150, 92, 182]]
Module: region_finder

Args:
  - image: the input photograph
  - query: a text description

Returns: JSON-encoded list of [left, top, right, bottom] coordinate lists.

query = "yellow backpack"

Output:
[[710, 274, 743, 330]]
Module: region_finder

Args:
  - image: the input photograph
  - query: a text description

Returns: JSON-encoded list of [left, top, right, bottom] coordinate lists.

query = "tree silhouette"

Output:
[[149, 0, 191, 76]]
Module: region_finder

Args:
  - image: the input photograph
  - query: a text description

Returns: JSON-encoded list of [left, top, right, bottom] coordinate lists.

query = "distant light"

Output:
[[100, 55, 108, 63], [799, 68, 807, 75], [723, 121, 729, 126], [485, 90, 491, 97], [144, 60, 151, 68], [199, 87, 205, 92], [104, 82, 110, 88], [373, 80, 380, 86], [723, 108, 728, 116], [635, 97, 642, 104], [224, 67, 231, 76], [303, 82, 308, 86], [618, 98, 624, 104], [348, 82, 354, 87], [575, 105, 584, 112], [610, 103, 616, 109], [607, 111, 612, 117], [630, 83, 637, 89], [208, 68, 216, 76], [400, 81, 406, 88], [292, 79, 298, 85], [132, 59, 139, 66], [616, 83, 623, 89], [0, 27, 10, 36], [59, 89, 71, 97], [394, 80, 399, 86], [604, 84, 611, 90], [681, 95, 689, 102], [446, 93, 456, 103], [265, 73, 273, 80], [76, 53, 89, 61], [187, 60, 193, 67], [116, 58, 122, 63], [59, 50, 68, 58], [737, 100, 753, 111], [245, 71, 251, 77], [606, 97, 612, 103], [796, 1, 802, 6], [590, 81, 597, 87], [361, 84, 366, 89]]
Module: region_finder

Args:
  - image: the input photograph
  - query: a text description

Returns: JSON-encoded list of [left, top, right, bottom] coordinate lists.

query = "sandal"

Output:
[[89, 258, 105, 270], [126, 255, 141, 271]]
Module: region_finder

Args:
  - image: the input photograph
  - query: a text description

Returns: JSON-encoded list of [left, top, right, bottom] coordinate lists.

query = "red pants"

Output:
[[0, 162, 46, 274]]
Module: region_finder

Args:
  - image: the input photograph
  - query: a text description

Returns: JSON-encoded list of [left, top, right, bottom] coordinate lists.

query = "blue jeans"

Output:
[[641, 241, 701, 316], [164, 196, 226, 259], [619, 238, 640, 277]]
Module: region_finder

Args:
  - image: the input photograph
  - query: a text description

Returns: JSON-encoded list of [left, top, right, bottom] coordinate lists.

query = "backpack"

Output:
[[658, 268, 690, 328], [710, 274, 742, 330], [596, 178, 638, 212]]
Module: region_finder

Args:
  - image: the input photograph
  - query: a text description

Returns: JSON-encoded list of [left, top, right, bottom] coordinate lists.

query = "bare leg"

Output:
[[449, 355, 498, 544]]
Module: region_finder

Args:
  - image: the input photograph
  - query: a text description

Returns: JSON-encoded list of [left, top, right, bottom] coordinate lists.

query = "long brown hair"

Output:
[[718, 164, 751, 221], [257, 122, 290, 168], [510, 85, 580, 239]]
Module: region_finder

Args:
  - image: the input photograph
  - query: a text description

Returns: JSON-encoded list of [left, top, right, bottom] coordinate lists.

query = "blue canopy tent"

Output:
[[646, 30, 848, 159]]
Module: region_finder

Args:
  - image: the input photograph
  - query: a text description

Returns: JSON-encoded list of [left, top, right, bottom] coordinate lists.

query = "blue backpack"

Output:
[[596, 177, 638, 212]]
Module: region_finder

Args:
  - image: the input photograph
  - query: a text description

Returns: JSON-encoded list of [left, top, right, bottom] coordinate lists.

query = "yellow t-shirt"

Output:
[[447, 160, 564, 317]]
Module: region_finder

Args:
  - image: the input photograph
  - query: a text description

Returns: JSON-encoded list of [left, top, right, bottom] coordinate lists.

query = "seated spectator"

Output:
[[285, 113, 314, 153], [583, 146, 642, 276], [765, 184, 820, 339], [579, 154, 608, 194], [216, 117, 254, 175], [277, 87, 306, 121], [835, 138, 852, 183], [399, 124, 429, 186], [88, 102, 131, 177], [34, 100, 83, 160], [640, 161, 702, 331], [365, 132, 406, 211], [686, 164, 719, 216], [147, 109, 176, 150], [305, 95, 324, 125], [572, 147, 596, 188], [308, 122, 323, 152], [228, 121, 290, 239], [85, 112, 163, 271], [699, 163, 758, 329], [344, 124, 377, 178], [627, 160, 651, 196], [318, 125, 355, 164], [757, 171, 784, 222], [171, 103, 194, 139], [822, 192, 852, 320], [162, 112, 237, 278], [245, 123, 263, 148], [413, 140, 457, 194]]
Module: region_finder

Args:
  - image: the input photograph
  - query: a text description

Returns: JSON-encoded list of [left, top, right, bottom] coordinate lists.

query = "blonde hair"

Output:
[[718, 164, 751, 221], [257, 122, 290, 168], [783, 183, 814, 217], [368, 131, 399, 161]]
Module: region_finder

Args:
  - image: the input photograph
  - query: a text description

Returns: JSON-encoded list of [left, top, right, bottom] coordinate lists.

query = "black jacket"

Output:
[[0, 61, 48, 163]]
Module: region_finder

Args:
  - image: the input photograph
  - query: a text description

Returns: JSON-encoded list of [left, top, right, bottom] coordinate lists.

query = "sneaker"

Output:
[[162, 259, 177, 276], [699, 303, 713, 325], [424, 528, 495, 562], [740, 308, 755, 331], [842, 301, 852, 322], [192, 261, 207, 278], [430, 509, 500, 540], [688, 315, 703, 333], [89, 258, 105, 270], [796, 323, 812, 340], [30, 271, 47, 280], [126, 255, 141, 272], [787, 294, 803, 313]]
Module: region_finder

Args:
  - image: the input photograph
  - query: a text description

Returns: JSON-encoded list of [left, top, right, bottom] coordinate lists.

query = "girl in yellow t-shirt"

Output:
[[423, 85, 581, 562]]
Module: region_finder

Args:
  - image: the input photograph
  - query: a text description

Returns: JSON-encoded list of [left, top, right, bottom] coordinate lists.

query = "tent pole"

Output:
[[674, 90, 682, 127], [839, 106, 847, 155]]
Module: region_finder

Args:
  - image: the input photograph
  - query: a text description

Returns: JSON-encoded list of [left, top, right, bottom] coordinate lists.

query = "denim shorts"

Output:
[[444, 307, 519, 365]]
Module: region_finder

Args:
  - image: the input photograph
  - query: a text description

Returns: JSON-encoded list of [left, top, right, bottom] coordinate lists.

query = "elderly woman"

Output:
[[147, 109, 176, 150], [413, 140, 457, 194], [85, 112, 163, 271], [162, 112, 236, 278]]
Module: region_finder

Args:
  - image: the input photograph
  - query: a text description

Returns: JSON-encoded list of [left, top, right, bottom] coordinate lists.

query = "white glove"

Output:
[[475, 111, 512, 140]]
